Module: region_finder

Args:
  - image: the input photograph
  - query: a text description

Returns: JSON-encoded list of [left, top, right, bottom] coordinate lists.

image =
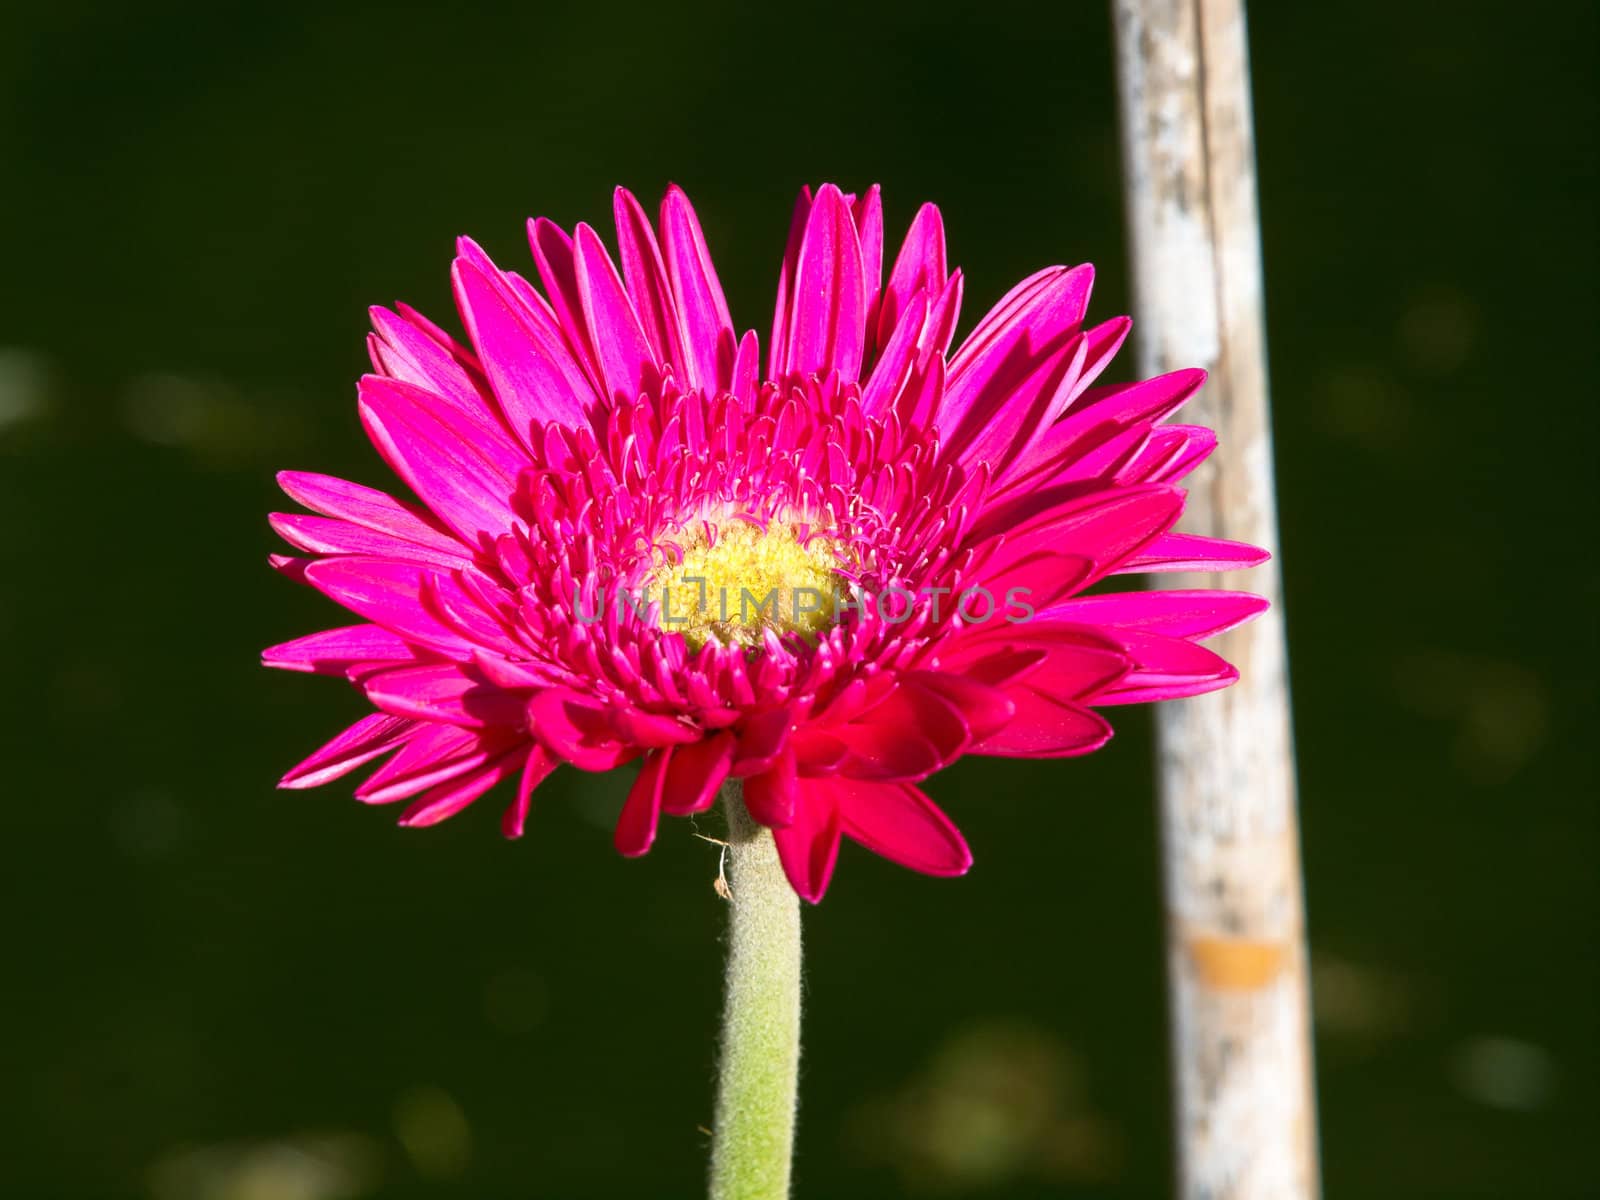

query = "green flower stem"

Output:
[[709, 780, 802, 1200]]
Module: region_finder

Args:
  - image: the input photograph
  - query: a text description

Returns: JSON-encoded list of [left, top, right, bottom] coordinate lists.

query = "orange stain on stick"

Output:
[[1187, 934, 1288, 990]]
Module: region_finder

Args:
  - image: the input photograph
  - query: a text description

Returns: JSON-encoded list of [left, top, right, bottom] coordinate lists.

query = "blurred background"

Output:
[[1, 2, 1593, 1197]]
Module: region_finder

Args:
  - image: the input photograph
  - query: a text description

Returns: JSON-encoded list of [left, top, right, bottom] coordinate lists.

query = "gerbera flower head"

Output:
[[265, 183, 1267, 901]]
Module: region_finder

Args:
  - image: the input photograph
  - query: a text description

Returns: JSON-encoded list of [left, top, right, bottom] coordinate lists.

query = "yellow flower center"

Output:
[[647, 520, 843, 650]]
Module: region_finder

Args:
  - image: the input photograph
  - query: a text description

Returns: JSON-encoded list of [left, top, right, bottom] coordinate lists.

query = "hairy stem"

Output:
[[709, 780, 802, 1200]]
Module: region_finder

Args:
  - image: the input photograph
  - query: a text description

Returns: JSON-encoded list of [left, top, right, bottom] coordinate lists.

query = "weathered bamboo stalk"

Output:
[[1111, 2, 1318, 1197]]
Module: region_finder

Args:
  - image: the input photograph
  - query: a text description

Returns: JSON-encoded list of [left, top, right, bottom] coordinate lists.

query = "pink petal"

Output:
[[941, 264, 1095, 436], [877, 202, 947, 351], [527, 218, 602, 387], [773, 780, 844, 903], [527, 688, 635, 771], [357, 376, 523, 547], [1062, 366, 1204, 426], [267, 553, 312, 584], [502, 746, 559, 838], [269, 513, 470, 569], [973, 687, 1113, 757], [362, 663, 526, 727], [783, 184, 867, 383], [730, 329, 759, 405], [1115, 424, 1216, 485], [301, 556, 474, 657], [276, 471, 467, 560], [615, 750, 669, 857], [968, 545, 1096, 613], [900, 671, 1016, 741], [610, 706, 703, 747], [852, 185, 885, 332], [1114, 533, 1271, 574], [1157, 427, 1219, 484], [996, 629, 1131, 700], [367, 304, 487, 417], [767, 186, 814, 379], [399, 746, 526, 828], [358, 723, 507, 804], [838, 681, 970, 772], [1009, 368, 1205, 485], [573, 222, 658, 402], [263, 624, 417, 676], [473, 652, 558, 692], [791, 724, 849, 774], [1013, 423, 1153, 500], [896, 354, 945, 434], [859, 288, 927, 417], [833, 719, 944, 782], [937, 622, 1129, 699], [1044, 590, 1269, 641], [452, 251, 593, 435], [420, 570, 525, 660], [661, 731, 734, 816], [980, 319, 1143, 500], [731, 705, 794, 777], [1094, 632, 1238, 705], [834, 779, 972, 877], [279, 713, 413, 789], [660, 185, 736, 395], [613, 187, 687, 379], [941, 323, 1089, 472], [918, 272, 965, 366], [986, 485, 1185, 580], [890, 274, 963, 433], [948, 264, 1094, 384], [742, 746, 798, 827]]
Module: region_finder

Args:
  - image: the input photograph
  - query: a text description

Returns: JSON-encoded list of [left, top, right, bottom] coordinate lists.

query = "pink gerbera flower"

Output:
[[265, 183, 1266, 901]]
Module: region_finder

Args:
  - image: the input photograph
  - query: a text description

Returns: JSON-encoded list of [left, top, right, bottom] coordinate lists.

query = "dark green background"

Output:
[[2, 2, 1593, 1197]]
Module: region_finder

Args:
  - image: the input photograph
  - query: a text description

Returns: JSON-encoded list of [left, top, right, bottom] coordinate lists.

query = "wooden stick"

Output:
[[1111, 2, 1319, 1197]]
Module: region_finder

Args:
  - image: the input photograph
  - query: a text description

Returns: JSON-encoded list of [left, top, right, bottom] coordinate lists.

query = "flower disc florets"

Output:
[[646, 518, 845, 650]]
